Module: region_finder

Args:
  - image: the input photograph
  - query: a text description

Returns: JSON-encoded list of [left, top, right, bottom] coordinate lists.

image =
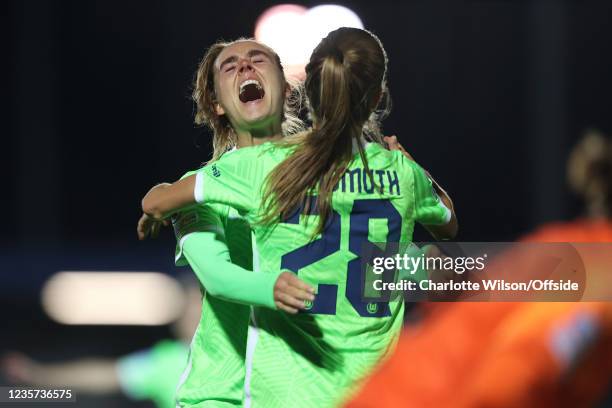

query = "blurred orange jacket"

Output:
[[345, 220, 612, 408]]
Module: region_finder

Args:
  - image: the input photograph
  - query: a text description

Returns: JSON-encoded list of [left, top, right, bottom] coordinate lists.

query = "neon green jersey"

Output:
[[117, 339, 189, 408], [174, 171, 252, 407], [193, 142, 450, 407]]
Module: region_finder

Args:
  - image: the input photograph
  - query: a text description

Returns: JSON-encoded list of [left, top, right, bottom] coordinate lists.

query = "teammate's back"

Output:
[[241, 141, 449, 348], [195, 139, 451, 407]]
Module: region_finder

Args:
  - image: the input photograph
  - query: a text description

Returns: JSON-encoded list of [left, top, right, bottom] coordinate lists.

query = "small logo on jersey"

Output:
[[366, 303, 378, 314], [211, 165, 221, 178], [303, 299, 313, 310]]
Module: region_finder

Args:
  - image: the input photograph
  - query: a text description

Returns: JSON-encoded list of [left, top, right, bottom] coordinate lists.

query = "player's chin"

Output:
[[240, 111, 273, 127]]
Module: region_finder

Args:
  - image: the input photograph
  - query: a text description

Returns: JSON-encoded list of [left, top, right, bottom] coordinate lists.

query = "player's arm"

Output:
[[142, 153, 257, 220], [1, 352, 120, 394], [408, 160, 458, 240], [181, 232, 314, 313], [422, 178, 458, 240], [386, 136, 458, 240], [174, 205, 314, 313], [142, 178, 196, 220]]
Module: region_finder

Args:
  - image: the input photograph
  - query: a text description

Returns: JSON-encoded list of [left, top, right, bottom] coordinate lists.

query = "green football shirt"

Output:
[[193, 142, 450, 407], [174, 171, 252, 407], [117, 339, 189, 408]]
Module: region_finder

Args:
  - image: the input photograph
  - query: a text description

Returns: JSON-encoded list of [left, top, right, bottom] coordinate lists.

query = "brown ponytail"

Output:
[[260, 28, 390, 235]]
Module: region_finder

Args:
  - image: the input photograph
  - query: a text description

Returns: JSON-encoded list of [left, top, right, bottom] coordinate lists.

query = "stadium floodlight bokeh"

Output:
[[254, 4, 364, 80], [41, 272, 184, 325]]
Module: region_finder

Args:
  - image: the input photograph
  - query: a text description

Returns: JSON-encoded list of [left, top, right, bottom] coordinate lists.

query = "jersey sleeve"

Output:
[[193, 149, 263, 215], [407, 160, 451, 225], [116, 340, 188, 405], [174, 170, 226, 265], [116, 349, 155, 401], [181, 233, 281, 309], [174, 199, 279, 309], [173, 203, 225, 266]]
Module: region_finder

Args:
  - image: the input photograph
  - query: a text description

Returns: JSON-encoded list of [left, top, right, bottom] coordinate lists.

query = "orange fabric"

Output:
[[452, 302, 612, 408], [522, 219, 612, 243], [345, 302, 521, 408], [345, 221, 612, 408]]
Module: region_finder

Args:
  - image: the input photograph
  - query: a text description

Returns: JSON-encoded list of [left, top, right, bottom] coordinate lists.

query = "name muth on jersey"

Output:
[[333, 168, 400, 195]]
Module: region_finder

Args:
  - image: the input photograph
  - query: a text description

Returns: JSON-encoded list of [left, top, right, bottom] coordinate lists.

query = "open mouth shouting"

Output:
[[239, 79, 265, 103]]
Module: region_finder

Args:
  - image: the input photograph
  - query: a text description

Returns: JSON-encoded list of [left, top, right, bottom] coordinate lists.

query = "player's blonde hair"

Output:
[[260, 27, 391, 235], [192, 39, 304, 162]]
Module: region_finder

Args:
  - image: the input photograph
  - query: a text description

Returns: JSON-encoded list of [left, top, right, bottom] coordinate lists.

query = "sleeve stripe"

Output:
[[194, 172, 205, 203], [433, 189, 452, 225], [441, 202, 452, 225]]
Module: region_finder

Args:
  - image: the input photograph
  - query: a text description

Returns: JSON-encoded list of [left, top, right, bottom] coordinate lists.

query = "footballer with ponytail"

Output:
[[141, 28, 457, 407], [260, 27, 390, 233]]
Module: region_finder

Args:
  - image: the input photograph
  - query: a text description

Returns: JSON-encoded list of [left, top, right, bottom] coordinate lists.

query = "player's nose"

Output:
[[238, 59, 254, 74]]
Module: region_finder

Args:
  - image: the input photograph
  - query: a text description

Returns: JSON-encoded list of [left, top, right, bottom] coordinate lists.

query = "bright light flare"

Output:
[[254, 4, 364, 80], [255, 5, 309, 66], [302, 5, 364, 55], [42, 272, 184, 325]]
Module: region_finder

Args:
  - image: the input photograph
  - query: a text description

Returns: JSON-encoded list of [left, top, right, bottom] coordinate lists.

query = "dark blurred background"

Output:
[[2, 0, 612, 406]]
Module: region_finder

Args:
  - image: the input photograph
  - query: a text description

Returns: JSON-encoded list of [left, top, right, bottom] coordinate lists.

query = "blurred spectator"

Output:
[[1, 276, 201, 408]]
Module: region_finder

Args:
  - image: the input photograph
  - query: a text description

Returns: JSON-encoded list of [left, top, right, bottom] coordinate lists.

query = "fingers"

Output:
[[283, 272, 316, 294], [383, 135, 399, 150], [138, 213, 171, 240], [137, 214, 149, 240], [151, 221, 161, 239], [151, 225, 157, 239], [275, 273, 315, 301], [276, 292, 309, 311], [284, 284, 315, 305], [274, 272, 316, 313], [383, 135, 415, 161], [275, 301, 298, 314]]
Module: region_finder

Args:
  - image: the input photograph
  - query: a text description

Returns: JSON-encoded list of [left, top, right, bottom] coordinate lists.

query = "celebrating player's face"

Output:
[[213, 41, 286, 134]]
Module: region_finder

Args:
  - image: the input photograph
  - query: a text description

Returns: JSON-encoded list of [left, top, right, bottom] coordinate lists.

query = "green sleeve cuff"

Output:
[[407, 160, 451, 225]]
